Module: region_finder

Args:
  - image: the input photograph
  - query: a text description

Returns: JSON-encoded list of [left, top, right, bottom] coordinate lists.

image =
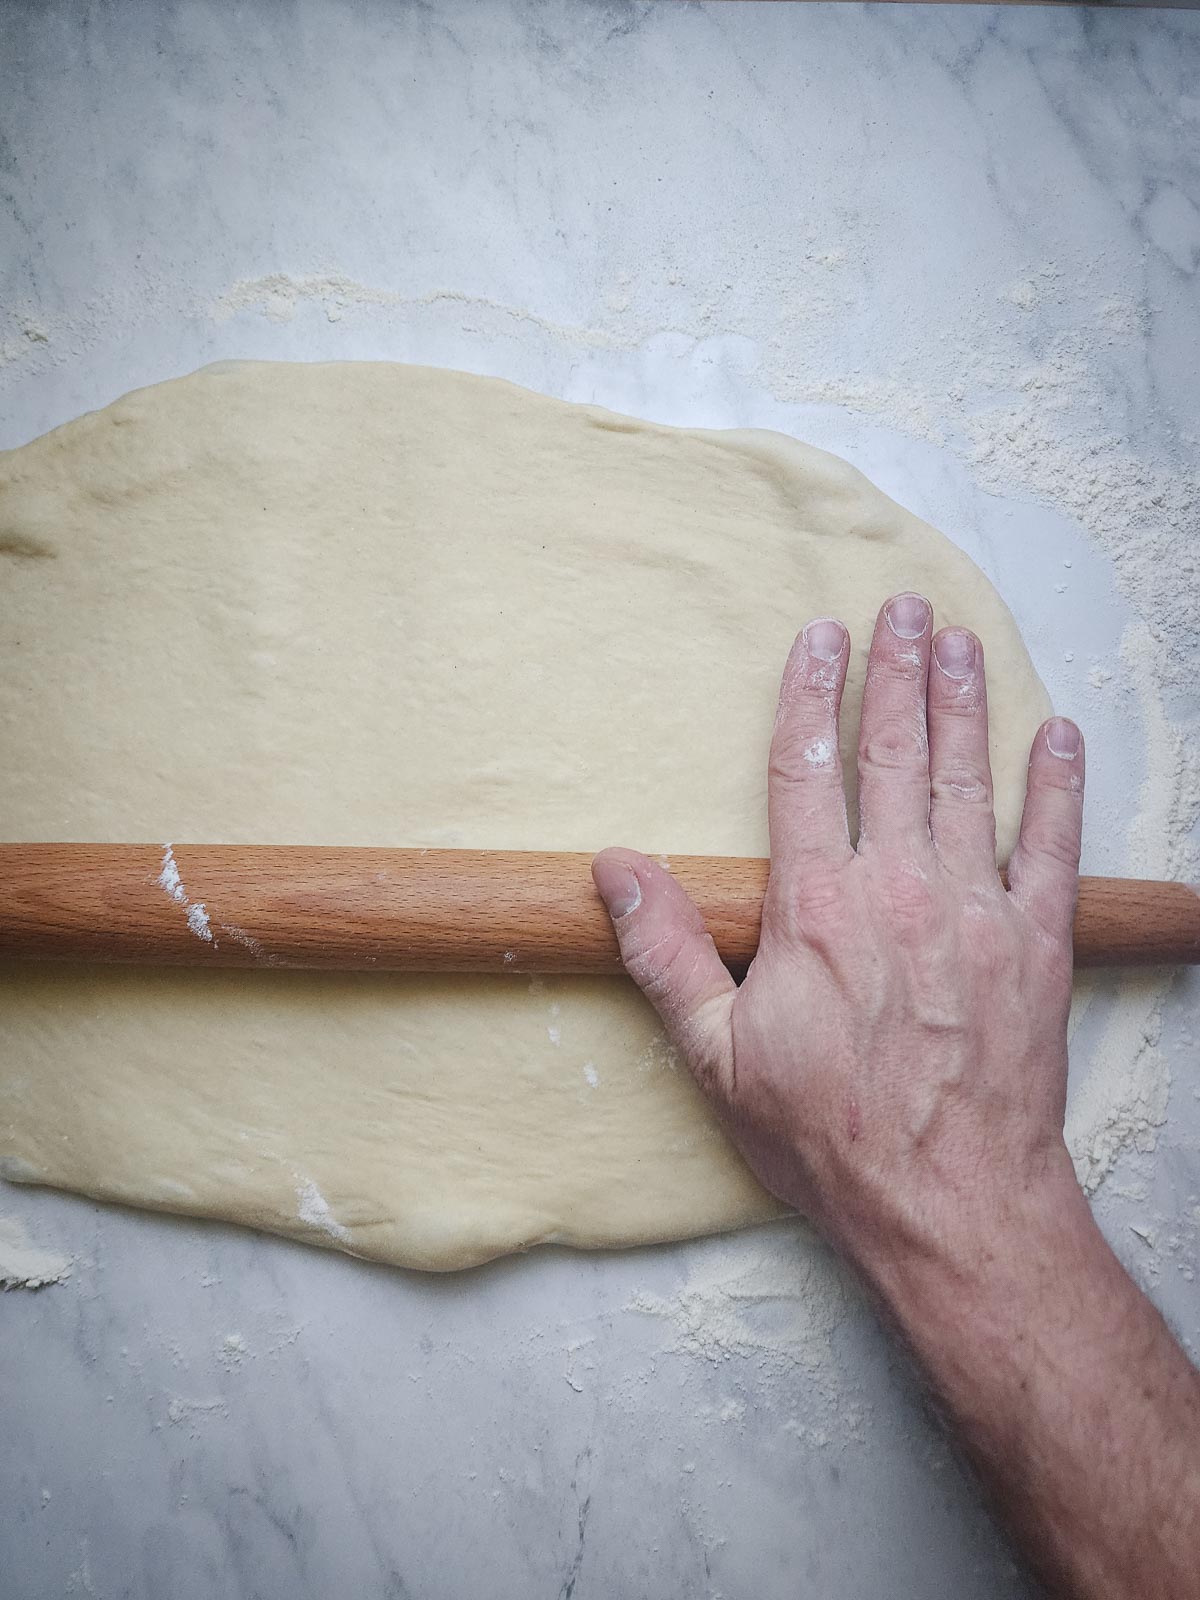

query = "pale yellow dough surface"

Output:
[[0, 362, 1050, 1270]]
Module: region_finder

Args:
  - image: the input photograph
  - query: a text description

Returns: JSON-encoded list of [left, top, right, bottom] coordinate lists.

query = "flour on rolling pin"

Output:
[[156, 844, 214, 944]]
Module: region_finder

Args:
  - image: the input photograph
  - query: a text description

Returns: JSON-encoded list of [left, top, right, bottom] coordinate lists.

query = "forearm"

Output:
[[856, 1167, 1200, 1599], [595, 597, 1193, 1594]]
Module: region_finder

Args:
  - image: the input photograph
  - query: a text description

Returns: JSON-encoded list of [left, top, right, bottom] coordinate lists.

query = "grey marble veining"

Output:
[[2, 4, 1198, 1597]]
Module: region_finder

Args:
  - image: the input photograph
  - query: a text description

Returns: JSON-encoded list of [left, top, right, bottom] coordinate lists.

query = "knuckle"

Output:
[[931, 683, 984, 720], [788, 659, 842, 699], [872, 648, 925, 685], [880, 865, 938, 933], [797, 863, 847, 917], [767, 864, 848, 942], [1029, 822, 1082, 871], [626, 925, 713, 1008], [930, 762, 992, 806], [625, 926, 686, 997], [859, 719, 928, 776], [769, 736, 840, 790]]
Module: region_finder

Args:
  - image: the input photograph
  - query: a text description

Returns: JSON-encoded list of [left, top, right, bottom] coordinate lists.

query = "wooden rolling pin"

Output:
[[0, 844, 1197, 972]]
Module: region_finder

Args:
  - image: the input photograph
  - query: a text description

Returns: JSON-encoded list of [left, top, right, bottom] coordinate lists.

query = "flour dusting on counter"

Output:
[[625, 1224, 870, 1454], [628, 1225, 850, 1375], [0, 1215, 72, 1290], [1064, 619, 1199, 1194]]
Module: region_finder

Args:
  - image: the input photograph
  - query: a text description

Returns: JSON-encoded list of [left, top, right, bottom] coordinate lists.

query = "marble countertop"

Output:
[[2, 3, 1198, 1596]]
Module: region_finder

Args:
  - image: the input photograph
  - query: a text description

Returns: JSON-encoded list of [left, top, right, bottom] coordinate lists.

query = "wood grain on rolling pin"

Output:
[[0, 845, 1197, 973]]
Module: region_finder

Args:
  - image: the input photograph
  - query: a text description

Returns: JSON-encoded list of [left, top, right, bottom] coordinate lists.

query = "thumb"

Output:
[[591, 848, 736, 1095]]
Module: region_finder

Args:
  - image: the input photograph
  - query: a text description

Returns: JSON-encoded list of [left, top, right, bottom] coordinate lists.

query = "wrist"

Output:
[[847, 1147, 1104, 1364], [840, 1147, 1200, 1600]]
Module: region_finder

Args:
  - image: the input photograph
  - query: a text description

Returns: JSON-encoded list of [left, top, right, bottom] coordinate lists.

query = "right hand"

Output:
[[592, 592, 1087, 1277]]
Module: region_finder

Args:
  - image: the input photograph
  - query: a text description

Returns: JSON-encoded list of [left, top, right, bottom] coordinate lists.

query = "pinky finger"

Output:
[[1006, 717, 1085, 946]]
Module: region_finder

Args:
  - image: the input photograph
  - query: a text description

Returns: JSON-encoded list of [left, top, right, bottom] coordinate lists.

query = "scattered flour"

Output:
[[627, 1225, 849, 1376], [219, 1332, 249, 1368], [1121, 623, 1200, 886], [163, 1396, 228, 1436], [1067, 974, 1172, 1195], [1064, 618, 1200, 1193], [0, 1215, 72, 1290], [627, 1224, 869, 1453], [213, 273, 625, 352]]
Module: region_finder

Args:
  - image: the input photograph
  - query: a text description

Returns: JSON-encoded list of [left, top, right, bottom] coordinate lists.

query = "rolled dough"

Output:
[[0, 362, 1050, 1270]]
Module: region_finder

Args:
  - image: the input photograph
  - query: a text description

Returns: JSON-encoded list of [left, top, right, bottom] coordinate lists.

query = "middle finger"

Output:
[[856, 592, 933, 854]]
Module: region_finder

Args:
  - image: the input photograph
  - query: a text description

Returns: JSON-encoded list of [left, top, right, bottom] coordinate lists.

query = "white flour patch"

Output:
[[218, 1332, 249, 1369], [155, 845, 218, 947], [295, 1177, 350, 1242], [626, 1226, 869, 1452], [0, 1216, 72, 1290], [156, 844, 186, 903], [583, 1063, 600, 1089], [212, 273, 623, 351], [627, 1226, 850, 1375]]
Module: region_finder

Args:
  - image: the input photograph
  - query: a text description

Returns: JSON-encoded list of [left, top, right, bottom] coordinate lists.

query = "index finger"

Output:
[[766, 617, 854, 885]]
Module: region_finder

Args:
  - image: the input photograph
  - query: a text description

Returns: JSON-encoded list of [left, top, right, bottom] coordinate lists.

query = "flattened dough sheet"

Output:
[[0, 363, 1049, 1269]]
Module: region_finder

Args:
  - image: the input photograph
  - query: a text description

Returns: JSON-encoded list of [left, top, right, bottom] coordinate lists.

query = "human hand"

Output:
[[592, 592, 1087, 1279]]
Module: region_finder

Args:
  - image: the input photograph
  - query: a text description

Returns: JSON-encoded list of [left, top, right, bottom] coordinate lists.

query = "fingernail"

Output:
[[886, 593, 932, 640], [1045, 718, 1081, 760], [592, 857, 642, 918], [933, 629, 976, 680], [803, 618, 846, 663]]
